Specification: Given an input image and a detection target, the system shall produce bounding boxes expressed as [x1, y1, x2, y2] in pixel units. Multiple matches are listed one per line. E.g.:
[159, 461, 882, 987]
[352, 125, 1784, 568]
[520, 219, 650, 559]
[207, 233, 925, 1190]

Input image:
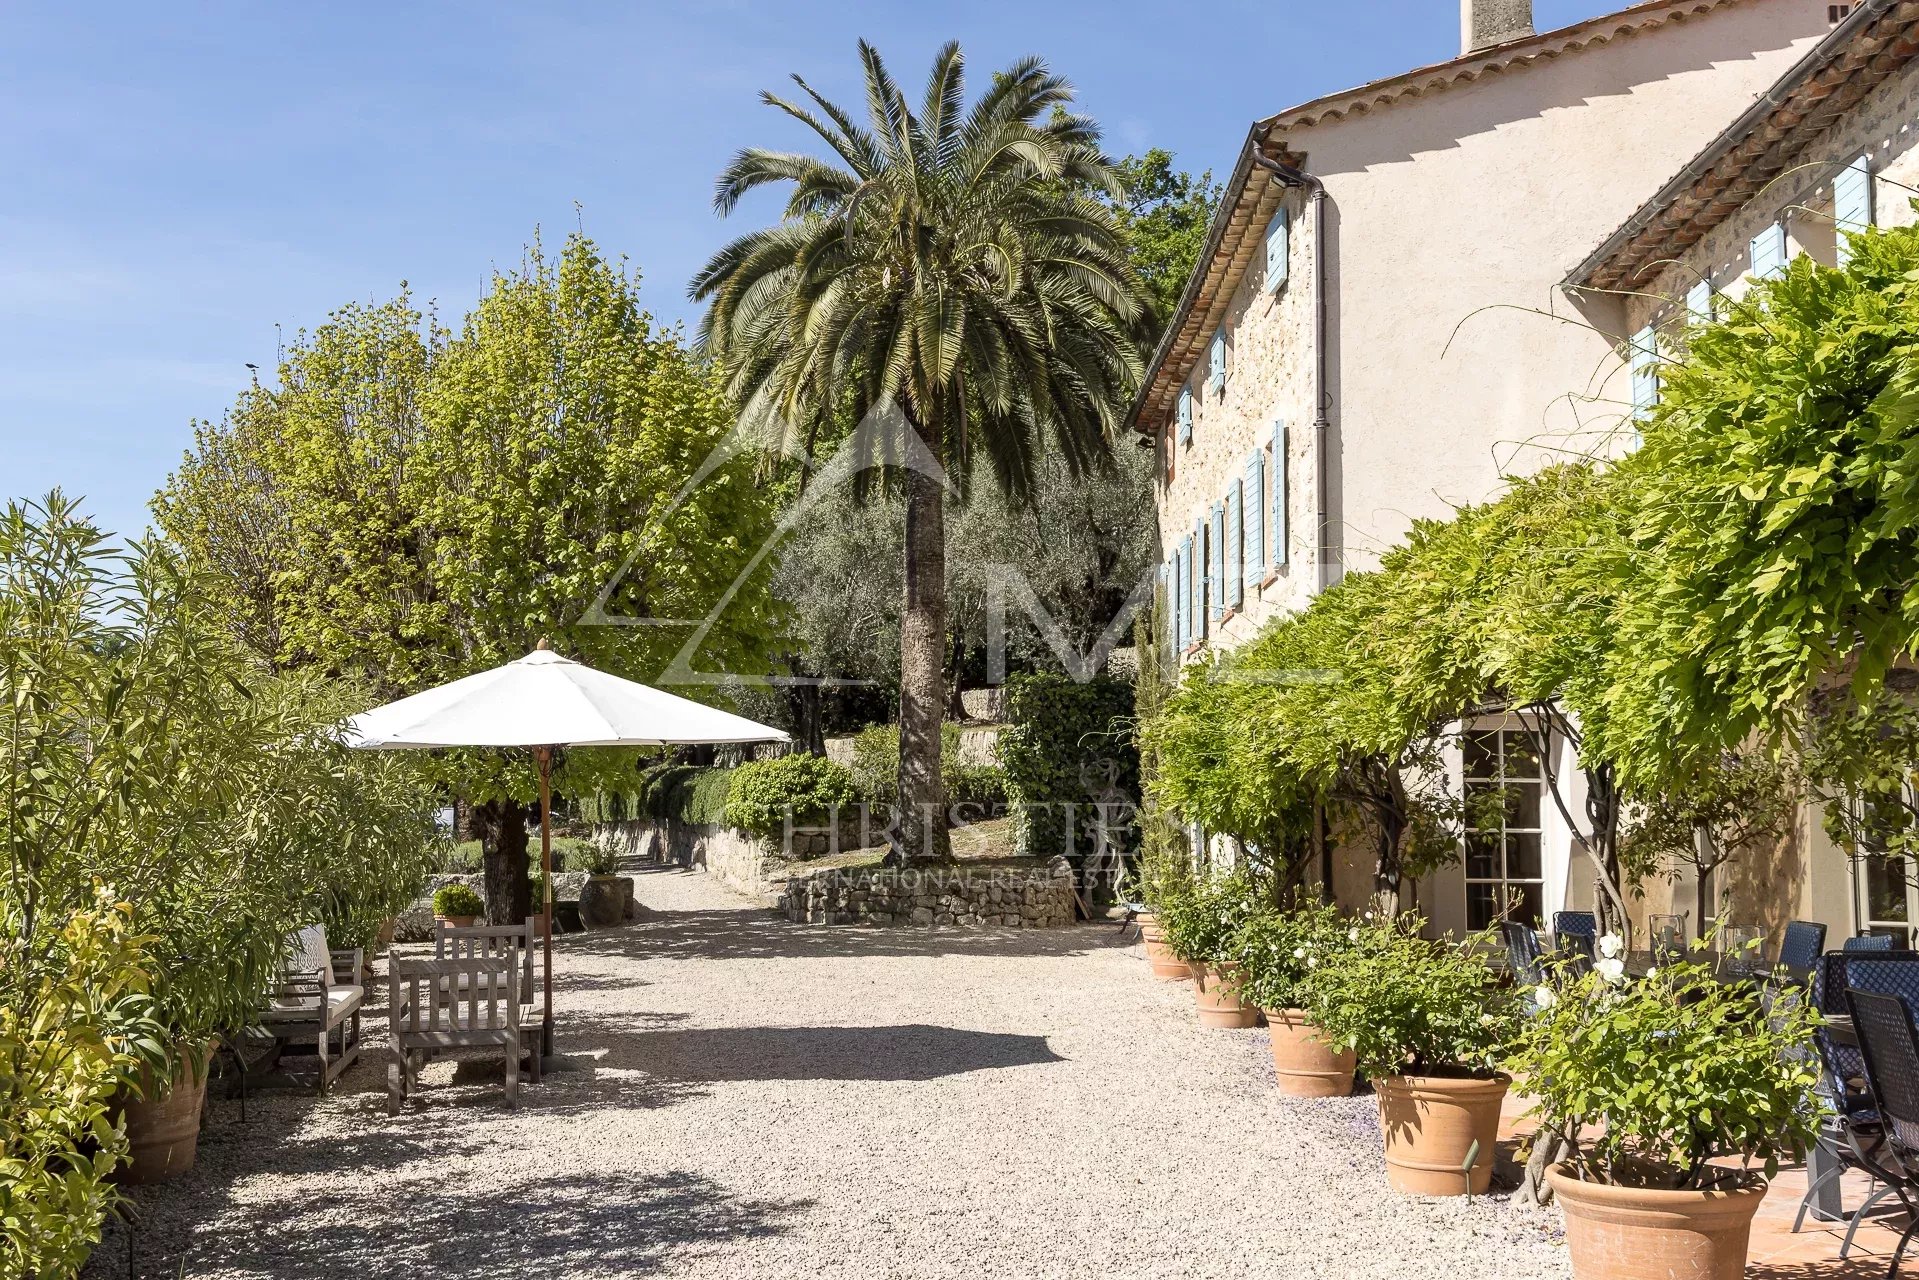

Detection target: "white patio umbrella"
[343, 641, 787, 1056]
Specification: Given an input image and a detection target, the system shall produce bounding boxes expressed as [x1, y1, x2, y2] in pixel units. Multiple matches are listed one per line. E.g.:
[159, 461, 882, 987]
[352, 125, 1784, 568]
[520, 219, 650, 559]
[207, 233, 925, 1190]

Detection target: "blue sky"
[1, 1, 1616, 542]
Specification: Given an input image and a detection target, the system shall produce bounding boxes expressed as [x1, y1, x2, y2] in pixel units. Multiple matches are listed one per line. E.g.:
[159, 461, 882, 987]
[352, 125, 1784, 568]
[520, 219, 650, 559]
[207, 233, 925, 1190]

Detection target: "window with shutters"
[1176, 387, 1193, 445]
[1225, 482, 1244, 611]
[1270, 421, 1289, 568]
[1629, 326, 1658, 421]
[1243, 451, 1265, 588]
[1178, 535, 1194, 651]
[1208, 330, 1227, 396]
[1190, 521, 1204, 644]
[1266, 210, 1290, 294]
[1835, 156, 1874, 267]
[1685, 280, 1713, 327]
[1750, 222, 1788, 280]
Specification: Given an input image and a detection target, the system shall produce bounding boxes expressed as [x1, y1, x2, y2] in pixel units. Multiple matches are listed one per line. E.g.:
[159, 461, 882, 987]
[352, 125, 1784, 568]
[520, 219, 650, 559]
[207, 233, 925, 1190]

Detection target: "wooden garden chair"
[386, 946, 522, 1114]
[260, 923, 364, 1092]
[433, 916, 542, 1083]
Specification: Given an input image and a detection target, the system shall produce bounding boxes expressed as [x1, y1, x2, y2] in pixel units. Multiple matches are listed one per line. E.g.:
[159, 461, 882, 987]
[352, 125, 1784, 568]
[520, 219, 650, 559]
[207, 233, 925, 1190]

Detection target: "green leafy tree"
[1106, 148, 1220, 339]
[693, 41, 1148, 861]
[155, 235, 782, 921]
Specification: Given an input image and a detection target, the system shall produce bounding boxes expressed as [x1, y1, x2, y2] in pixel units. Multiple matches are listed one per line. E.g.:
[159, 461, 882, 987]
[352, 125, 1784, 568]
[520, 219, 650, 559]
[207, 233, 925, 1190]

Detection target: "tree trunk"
[897, 448, 950, 863]
[476, 798, 533, 925]
[784, 668, 826, 756]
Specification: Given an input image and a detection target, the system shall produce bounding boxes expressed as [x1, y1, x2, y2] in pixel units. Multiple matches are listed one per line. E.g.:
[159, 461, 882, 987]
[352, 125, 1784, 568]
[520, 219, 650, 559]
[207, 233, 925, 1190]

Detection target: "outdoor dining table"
[1621, 950, 1814, 988]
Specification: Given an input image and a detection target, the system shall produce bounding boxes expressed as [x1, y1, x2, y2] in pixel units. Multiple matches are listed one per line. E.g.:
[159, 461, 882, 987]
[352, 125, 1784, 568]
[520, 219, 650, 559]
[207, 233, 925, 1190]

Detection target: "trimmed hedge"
[726, 754, 858, 842]
[996, 673, 1139, 860]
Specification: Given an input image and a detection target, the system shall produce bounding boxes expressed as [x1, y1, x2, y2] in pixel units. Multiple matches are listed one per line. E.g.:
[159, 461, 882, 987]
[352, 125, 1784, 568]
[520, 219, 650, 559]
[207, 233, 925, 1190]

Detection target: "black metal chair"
[1781, 920, 1829, 971]
[1844, 988, 1919, 1276]
[1551, 911, 1596, 962]
[1795, 953, 1897, 1249]
[1852, 935, 1899, 954]
[1501, 920, 1545, 986]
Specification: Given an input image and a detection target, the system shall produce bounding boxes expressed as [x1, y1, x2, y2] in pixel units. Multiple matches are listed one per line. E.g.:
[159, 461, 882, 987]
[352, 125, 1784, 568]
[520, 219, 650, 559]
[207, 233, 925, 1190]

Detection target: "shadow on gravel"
[110, 1168, 809, 1279]
[569, 1017, 1066, 1082]
[562, 875, 1129, 966]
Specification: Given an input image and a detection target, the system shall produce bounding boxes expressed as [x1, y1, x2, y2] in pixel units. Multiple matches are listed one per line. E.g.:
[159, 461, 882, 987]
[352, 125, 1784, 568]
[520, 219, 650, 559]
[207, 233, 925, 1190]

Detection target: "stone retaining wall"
[779, 856, 1077, 927]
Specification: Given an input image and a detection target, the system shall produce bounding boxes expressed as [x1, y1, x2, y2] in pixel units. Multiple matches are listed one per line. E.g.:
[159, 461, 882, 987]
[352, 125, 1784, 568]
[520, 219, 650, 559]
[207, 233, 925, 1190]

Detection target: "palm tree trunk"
[898, 454, 951, 863]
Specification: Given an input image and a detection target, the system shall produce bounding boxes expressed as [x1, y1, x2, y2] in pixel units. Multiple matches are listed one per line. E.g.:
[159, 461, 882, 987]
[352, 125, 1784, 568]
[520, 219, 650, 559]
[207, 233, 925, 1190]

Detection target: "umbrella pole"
[536, 745, 555, 1061]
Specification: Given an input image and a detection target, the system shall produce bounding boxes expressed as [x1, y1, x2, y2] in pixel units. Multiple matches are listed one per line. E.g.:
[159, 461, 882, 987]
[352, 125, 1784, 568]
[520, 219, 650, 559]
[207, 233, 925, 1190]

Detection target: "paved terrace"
[87, 866, 1890, 1279]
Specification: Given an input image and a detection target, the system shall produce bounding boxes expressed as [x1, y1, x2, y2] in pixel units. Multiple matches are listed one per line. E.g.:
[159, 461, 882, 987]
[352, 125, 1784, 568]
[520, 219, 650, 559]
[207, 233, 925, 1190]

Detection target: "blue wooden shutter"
[1835, 156, 1874, 266]
[1177, 387, 1193, 444]
[1266, 210, 1290, 293]
[1750, 223, 1787, 280]
[1629, 326, 1658, 420]
[1243, 451, 1265, 586]
[1208, 330, 1227, 395]
[1166, 533, 1182, 652]
[1685, 281, 1713, 326]
[1270, 420, 1288, 567]
[1189, 520, 1204, 641]
[1208, 503, 1226, 626]
[1225, 481, 1244, 609]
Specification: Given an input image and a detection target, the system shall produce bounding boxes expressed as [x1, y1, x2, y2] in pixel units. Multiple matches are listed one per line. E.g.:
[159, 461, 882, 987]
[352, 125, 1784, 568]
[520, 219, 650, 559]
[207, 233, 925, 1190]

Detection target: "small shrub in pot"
[1231, 900, 1361, 1096]
[1306, 913, 1517, 1194]
[1506, 935, 1821, 1280]
[1157, 871, 1263, 1027]
[433, 884, 484, 924]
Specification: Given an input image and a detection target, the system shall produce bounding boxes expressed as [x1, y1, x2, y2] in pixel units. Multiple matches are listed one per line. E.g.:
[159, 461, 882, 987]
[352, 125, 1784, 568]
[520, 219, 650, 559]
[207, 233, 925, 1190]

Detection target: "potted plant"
[1307, 913, 1517, 1194]
[1158, 871, 1262, 1028]
[1126, 846, 1199, 981]
[433, 883, 483, 928]
[1232, 900, 1359, 1096]
[573, 840, 629, 929]
[1508, 940, 1820, 1280]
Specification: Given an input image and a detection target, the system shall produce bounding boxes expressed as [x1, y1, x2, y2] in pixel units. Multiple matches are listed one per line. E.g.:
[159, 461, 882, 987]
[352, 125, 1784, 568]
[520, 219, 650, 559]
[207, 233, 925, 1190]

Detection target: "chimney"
[1461, 0, 1534, 54]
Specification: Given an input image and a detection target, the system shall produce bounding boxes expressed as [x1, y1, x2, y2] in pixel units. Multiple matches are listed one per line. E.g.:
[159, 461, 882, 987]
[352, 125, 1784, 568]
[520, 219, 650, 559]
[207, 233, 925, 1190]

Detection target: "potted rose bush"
[1126, 847, 1199, 982]
[1508, 943, 1820, 1280]
[1307, 913, 1517, 1194]
[1232, 900, 1360, 1096]
[1158, 871, 1263, 1028]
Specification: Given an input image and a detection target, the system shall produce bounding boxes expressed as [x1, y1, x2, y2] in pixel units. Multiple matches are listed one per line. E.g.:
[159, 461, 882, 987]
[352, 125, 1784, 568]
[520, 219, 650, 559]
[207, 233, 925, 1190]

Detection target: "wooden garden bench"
[386, 947, 523, 1114]
[260, 924, 363, 1092]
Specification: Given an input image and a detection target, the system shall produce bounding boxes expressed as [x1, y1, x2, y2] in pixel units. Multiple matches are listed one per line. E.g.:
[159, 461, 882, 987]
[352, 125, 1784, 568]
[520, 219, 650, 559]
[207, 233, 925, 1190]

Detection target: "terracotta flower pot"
[1264, 1009, 1357, 1097]
[1190, 961, 1260, 1029]
[118, 1042, 213, 1184]
[1374, 1071, 1510, 1195]
[437, 913, 477, 929]
[1139, 920, 1190, 981]
[1547, 1164, 1766, 1280]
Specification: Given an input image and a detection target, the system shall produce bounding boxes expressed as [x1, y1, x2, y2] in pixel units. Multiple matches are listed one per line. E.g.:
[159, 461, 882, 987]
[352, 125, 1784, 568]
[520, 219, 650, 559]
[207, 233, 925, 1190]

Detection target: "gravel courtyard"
[93, 864, 1571, 1280]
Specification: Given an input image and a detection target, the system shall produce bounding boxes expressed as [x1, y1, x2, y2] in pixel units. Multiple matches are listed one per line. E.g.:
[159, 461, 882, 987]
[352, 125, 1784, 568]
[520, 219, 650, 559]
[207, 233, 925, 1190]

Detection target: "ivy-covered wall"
[996, 673, 1139, 865]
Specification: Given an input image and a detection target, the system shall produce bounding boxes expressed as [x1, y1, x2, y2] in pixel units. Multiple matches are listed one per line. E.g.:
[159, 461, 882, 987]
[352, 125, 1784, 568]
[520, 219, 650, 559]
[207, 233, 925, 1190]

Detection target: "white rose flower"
[1645, 966, 1659, 980]
[1293, 947, 1307, 960]
[1348, 928, 1360, 943]
[1596, 956, 1626, 985]
[1534, 984, 1557, 1009]
[1363, 911, 1374, 921]
[1307, 956, 1318, 968]
[1598, 933, 1624, 960]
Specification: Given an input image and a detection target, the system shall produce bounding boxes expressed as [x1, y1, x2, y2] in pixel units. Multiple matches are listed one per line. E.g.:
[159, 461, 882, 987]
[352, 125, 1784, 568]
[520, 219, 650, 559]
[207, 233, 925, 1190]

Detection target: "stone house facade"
[1566, 0, 1919, 946]
[1135, 0, 1839, 937]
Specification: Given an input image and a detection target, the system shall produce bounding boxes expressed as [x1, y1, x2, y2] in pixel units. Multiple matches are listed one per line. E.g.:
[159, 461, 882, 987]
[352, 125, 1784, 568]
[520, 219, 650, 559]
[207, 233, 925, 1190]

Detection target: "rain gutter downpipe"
[1252, 152, 1333, 591]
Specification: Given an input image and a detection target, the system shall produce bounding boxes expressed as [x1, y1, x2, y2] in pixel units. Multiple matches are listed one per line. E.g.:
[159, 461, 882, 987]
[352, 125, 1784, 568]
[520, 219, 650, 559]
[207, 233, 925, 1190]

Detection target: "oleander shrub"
[726, 754, 858, 843]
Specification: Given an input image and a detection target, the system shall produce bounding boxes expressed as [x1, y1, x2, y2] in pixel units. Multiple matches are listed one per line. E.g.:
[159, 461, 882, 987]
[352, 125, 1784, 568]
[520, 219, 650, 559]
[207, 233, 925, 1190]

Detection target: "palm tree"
[692, 41, 1147, 862]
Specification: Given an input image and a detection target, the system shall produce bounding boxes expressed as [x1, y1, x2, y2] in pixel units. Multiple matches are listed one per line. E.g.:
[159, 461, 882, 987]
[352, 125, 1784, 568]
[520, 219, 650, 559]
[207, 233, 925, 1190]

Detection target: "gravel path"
[92, 865, 1571, 1279]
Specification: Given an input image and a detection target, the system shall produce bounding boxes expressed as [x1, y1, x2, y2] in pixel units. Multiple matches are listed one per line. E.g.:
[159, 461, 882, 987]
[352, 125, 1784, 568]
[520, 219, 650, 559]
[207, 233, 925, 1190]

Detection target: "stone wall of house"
[1153, 179, 1322, 661]
[779, 856, 1078, 927]
[1622, 53, 1919, 338]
